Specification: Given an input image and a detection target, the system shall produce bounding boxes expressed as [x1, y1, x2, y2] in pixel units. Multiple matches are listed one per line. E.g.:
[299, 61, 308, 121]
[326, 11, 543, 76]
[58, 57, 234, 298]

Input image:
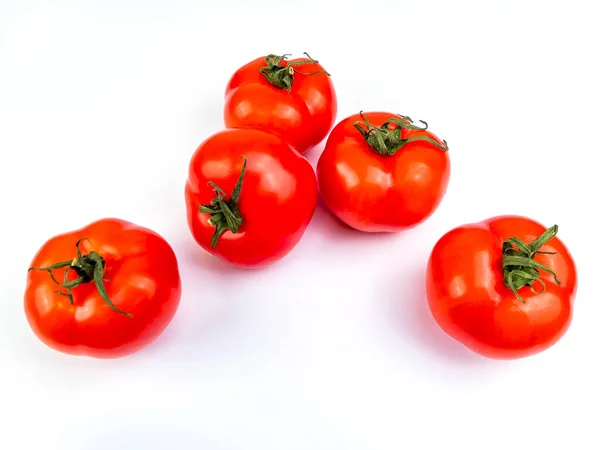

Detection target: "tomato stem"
[199, 155, 247, 248]
[259, 52, 330, 92]
[28, 239, 133, 317]
[353, 111, 449, 155]
[502, 225, 562, 302]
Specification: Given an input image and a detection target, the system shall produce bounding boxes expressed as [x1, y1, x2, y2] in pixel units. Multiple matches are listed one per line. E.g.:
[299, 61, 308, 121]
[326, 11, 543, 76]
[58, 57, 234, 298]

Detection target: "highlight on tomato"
[224, 52, 337, 154]
[426, 215, 577, 359]
[24, 218, 182, 359]
[185, 127, 318, 268]
[317, 111, 450, 233]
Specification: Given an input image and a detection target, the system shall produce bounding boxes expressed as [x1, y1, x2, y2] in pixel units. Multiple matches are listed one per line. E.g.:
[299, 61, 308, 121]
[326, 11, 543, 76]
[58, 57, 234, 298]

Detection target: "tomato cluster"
[23, 53, 577, 360]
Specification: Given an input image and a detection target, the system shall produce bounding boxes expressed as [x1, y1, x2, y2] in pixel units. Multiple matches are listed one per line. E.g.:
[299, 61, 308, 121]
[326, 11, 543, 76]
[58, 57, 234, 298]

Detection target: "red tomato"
[317, 111, 450, 232]
[185, 128, 318, 268]
[24, 218, 182, 359]
[426, 215, 577, 359]
[224, 53, 337, 154]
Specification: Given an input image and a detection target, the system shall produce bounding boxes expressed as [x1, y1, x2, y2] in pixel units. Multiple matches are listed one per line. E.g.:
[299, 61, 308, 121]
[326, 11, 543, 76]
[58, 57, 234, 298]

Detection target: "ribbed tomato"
[24, 218, 182, 358]
[185, 128, 318, 268]
[426, 215, 577, 359]
[317, 111, 450, 232]
[224, 53, 337, 154]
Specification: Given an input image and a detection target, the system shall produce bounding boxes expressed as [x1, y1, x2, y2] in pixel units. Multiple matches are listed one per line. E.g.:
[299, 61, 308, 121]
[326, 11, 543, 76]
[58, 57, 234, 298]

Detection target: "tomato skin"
[224, 55, 337, 154]
[24, 218, 182, 359]
[426, 215, 577, 359]
[317, 112, 450, 232]
[185, 128, 318, 268]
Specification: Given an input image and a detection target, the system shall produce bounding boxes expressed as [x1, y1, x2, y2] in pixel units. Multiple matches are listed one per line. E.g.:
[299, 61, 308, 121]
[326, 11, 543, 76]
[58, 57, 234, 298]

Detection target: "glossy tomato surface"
[185, 128, 318, 268]
[224, 54, 337, 154]
[426, 215, 577, 359]
[24, 218, 182, 358]
[317, 111, 450, 232]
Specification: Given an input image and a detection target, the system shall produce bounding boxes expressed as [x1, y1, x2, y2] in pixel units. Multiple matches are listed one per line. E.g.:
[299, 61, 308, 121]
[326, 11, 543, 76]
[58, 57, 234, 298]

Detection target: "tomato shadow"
[303, 141, 325, 167]
[306, 198, 403, 247]
[135, 238, 268, 360]
[179, 242, 253, 275]
[383, 264, 491, 367]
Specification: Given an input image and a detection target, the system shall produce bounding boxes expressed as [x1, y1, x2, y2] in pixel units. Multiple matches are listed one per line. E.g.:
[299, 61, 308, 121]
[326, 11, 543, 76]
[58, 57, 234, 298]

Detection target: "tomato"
[224, 53, 337, 154]
[426, 215, 577, 359]
[24, 218, 182, 359]
[317, 111, 450, 232]
[185, 127, 318, 268]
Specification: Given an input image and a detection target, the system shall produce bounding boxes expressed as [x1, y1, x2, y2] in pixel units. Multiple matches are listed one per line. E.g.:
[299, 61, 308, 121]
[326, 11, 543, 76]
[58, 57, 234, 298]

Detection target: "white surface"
[1, 1, 599, 448]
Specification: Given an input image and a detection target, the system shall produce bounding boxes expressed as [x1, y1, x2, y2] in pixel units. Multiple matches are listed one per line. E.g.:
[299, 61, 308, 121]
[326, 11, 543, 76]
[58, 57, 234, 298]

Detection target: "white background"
[1, 1, 599, 448]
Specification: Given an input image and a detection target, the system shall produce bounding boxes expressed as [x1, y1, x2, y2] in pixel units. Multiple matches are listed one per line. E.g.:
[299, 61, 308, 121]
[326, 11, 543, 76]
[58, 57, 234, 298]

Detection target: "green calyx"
[259, 52, 330, 92]
[502, 225, 562, 302]
[199, 156, 248, 248]
[28, 239, 132, 317]
[353, 111, 449, 156]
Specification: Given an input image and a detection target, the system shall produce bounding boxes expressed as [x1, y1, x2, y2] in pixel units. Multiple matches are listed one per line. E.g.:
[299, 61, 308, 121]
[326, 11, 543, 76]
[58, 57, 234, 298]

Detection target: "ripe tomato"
[24, 218, 182, 358]
[224, 53, 337, 154]
[426, 215, 577, 359]
[317, 111, 450, 232]
[185, 127, 318, 268]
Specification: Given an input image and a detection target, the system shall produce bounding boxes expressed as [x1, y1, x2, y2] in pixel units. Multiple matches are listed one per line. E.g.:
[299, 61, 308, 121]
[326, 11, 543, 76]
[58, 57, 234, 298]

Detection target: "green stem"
[501, 225, 561, 302]
[199, 156, 247, 248]
[259, 52, 330, 92]
[353, 111, 449, 155]
[28, 239, 132, 317]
